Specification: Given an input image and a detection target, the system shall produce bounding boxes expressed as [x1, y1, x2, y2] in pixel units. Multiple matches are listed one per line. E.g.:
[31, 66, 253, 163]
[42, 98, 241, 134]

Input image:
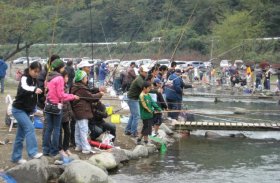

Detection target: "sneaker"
[131, 133, 139, 138]
[74, 147, 82, 152]
[82, 150, 91, 154]
[32, 153, 43, 159]
[59, 150, 68, 157]
[15, 159, 27, 164]
[125, 131, 131, 136]
[66, 150, 72, 156]
[137, 138, 142, 145]
[152, 132, 159, 137]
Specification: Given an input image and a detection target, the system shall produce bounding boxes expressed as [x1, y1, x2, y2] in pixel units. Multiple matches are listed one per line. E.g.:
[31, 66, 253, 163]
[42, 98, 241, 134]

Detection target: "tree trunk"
[4, 41, 33, 61]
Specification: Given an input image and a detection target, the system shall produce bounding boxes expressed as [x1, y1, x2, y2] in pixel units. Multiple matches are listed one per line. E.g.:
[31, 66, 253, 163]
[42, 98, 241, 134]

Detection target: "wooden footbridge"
[183, 92, 278, 100]
[171, 121, 280, 131]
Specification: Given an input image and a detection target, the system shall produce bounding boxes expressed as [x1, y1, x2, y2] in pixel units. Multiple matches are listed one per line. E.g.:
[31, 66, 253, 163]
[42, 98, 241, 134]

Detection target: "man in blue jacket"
[0, 56, 8, 94]
[164, 69, 192, 119]
[98, 63, 109, 86]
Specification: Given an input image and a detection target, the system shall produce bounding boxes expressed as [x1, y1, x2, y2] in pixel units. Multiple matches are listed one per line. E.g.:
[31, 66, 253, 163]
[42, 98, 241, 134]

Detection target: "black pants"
[70, 119, 76, 146]
[59, 122, 70, 151]
[141, 118, 153, 136]
[89, 121, 116, 142]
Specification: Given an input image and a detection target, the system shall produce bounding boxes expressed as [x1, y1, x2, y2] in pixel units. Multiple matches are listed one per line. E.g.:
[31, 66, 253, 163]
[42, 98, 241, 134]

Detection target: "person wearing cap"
[71, 70, 104, 154]
[125, 65, 149, 137]
[164, 69, 192, 120]
[43, 59, 79, 157]
[150, 78, 168, 136]
[77, 60, 93, 75]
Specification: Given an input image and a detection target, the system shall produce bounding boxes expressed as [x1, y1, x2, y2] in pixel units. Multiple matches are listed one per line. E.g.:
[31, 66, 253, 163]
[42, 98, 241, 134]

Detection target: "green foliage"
[0, 0, 279, 62]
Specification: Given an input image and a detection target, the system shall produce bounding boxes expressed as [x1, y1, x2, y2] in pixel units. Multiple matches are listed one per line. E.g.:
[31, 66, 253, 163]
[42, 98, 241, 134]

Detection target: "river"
[112, 96, 280, 182]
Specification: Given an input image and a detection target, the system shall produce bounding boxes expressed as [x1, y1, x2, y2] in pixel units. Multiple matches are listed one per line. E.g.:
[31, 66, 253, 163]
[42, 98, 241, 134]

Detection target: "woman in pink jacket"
[43, 59, 79, 156]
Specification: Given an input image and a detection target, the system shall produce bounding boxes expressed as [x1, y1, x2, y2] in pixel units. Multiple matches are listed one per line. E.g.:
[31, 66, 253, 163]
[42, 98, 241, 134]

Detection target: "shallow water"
[112, 137, 280, 183]
[112, 96, 280, 183]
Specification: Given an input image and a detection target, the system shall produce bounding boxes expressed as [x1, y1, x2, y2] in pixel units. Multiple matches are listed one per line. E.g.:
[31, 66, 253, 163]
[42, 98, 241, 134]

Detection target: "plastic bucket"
[111, 114, 120, 124]
[34, 116, 43, 129]
[106, 106, 113, 115]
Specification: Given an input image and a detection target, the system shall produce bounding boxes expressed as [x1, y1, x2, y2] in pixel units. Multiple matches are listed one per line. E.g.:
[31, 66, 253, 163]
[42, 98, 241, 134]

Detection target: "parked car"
[135, 59, 153, 67]
[13, 57, 31, 64]
[220, 60, 231, 67]
[154, 59, 170, 67]
[104, 59, 120, 68]
[23, 57, 42, 64]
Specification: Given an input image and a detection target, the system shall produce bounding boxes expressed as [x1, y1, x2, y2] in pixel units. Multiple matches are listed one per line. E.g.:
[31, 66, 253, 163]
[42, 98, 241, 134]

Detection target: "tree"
[0, 2, 49, 60]
[212, 11, 264, 57]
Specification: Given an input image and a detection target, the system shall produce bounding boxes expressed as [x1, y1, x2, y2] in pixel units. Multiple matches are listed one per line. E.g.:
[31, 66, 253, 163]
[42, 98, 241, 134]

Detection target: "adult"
[37, 54, 60, 109]
[11, 62, 43, 164]
[122, 62, 136, 92]
[88, 101, 116, 141]
[43, 59, 79, 156]
[157, 65, 168, 82]
[125, 66, 149, 137]
[166, 61, 177, 79]
[65, 60, 75, 89]
[112, 64, 122, 94]
[164, 69, 192, 120]
[146, 65, 159, 82]
[255, 69, 263, 89]
[98, 63, 109, 86]
[0, 56, 8, 94]
[77, 60, 94, 88]
[264, 66, 271, 90]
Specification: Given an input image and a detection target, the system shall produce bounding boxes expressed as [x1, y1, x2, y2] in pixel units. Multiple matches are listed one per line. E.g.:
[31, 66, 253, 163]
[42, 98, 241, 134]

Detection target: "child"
[150, 78, 168, 137]
[59, 70, 73, 156]
[137, 81, 162, 145]
[11, 61, 43, 164]
[71, 70, 104, 154]
[89, 101, 116, 142]
[43, 59, 79, 157]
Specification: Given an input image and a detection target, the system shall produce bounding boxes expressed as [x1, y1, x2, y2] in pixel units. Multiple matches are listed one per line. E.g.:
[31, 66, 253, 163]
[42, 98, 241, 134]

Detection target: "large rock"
[160, 123, 174, 135]
[132, 145, 148, 159]
[58, 160, 109, 183]
[145, 145, 158, 154]
[89, 152, 118, 170]
[7, 157, 49, 183]
[233, 108, 247, 115]
[205, 131, 222, 139]
[123, 149, 134, 160]
[46, 165, 64, 180]
[111, 148, 129, 164]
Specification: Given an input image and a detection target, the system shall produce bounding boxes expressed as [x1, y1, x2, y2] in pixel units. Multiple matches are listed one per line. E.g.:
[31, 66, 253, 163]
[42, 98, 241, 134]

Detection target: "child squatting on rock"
[137, 81, 162, 145]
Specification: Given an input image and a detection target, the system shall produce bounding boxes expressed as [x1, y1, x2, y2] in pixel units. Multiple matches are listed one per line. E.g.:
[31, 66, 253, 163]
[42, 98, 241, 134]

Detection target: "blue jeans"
[11, 107, 38, 162]
[264, 79, 270, 90]
[166, 99, 182, 120]
[0, 76, 4, 93]
[43, 113, 62, 156]
[99, 79, 105, 86]
[256, 77, 261, 88]
[113, 78, 121, 94]
[75, 119, 91, 151]
[125, 98, 140, 135]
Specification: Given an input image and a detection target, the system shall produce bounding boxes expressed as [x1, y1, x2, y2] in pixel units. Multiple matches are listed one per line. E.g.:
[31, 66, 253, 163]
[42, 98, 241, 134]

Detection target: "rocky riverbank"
[0, 120, 180, 183]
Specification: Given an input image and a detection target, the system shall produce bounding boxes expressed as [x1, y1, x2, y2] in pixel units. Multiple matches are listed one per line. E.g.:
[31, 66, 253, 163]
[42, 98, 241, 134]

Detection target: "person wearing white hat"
[125, 65, 149, 137]
[77, 60, 93, 75]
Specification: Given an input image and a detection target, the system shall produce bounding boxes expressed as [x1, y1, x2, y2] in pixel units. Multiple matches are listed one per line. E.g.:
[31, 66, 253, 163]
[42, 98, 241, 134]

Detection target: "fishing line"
[170, 1, 199, 61]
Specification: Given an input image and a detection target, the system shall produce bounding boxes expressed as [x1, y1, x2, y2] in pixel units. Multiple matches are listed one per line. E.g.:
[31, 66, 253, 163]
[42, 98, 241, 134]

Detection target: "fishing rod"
[104, 21, 144, 86]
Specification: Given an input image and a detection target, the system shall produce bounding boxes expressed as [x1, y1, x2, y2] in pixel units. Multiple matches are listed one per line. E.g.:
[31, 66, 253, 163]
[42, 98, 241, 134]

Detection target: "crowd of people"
[6, 55, 280, 165]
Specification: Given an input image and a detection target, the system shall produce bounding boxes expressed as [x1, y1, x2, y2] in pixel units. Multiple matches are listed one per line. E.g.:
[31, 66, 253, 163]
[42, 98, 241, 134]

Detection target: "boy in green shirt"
[137, 81, 162, 145]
